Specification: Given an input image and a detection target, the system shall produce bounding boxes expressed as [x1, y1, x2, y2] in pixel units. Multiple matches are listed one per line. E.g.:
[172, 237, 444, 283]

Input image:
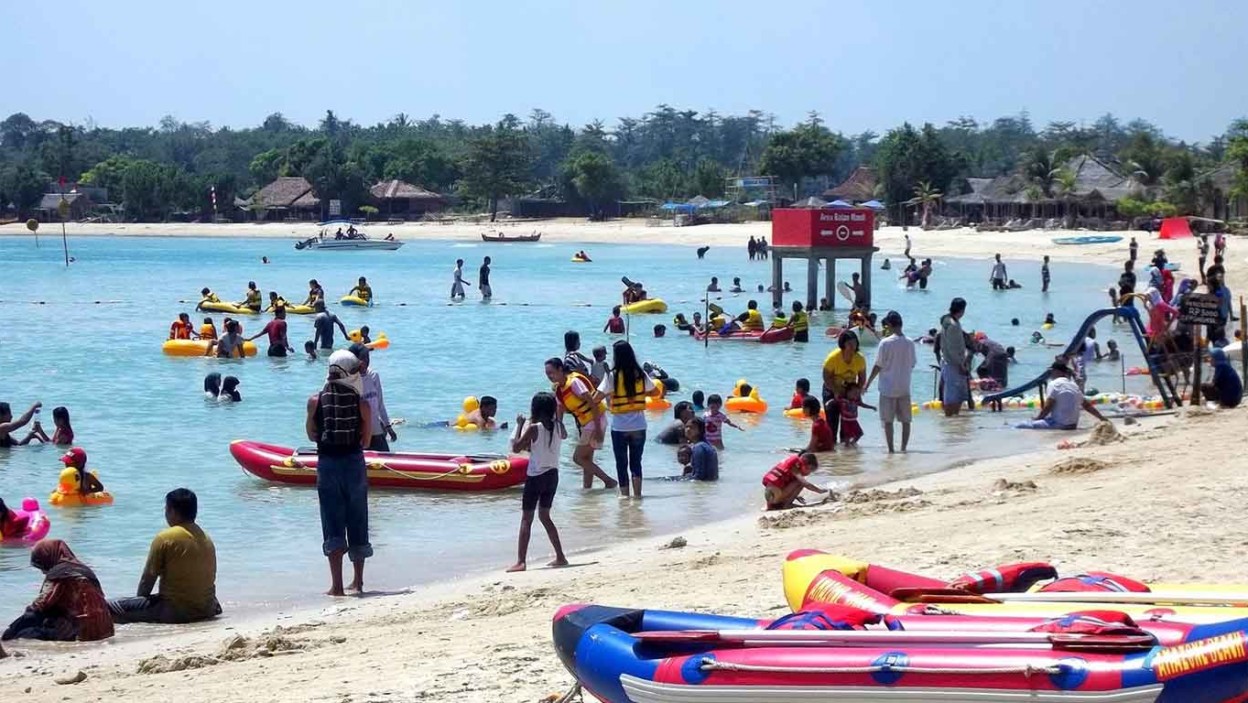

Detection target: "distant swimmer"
[881, 258, 891, 270]
[707, 276, 720, 292]
[696, 246, 710, 259]
[349, 277, 373, 303]
[730, 277, 743, 293]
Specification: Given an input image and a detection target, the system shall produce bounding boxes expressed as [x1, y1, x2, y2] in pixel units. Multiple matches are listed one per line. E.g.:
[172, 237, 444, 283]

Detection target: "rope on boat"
[700, 659, 1063, 678]
[551, 681, 582, 703]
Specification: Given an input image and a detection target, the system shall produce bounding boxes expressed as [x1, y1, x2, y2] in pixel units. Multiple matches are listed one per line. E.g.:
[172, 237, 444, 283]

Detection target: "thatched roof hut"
[823, 166, 877, 202]
[368, 179, 445, 219]
[248, 177, 320, 220]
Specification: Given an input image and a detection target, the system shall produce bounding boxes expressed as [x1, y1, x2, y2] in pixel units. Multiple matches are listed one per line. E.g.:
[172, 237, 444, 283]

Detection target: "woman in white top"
[597, 341, 657, 498]
[506, 392, 568, 573]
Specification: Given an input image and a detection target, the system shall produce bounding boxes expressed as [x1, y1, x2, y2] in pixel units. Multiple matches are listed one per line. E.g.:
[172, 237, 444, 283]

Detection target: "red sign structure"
[772, 208, 874, 249]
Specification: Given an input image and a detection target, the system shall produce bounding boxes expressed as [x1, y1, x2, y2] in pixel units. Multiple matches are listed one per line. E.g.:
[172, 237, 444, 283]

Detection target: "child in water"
[763, 452, 825, 510]
[590, 346, 609, 386]
[1043, 313, 1056, 327]
[20, 406, 74, 446]
[789, 378, 811, 409]
[691, 390, 705, 414]
[604, 306, 626, 334]
[220, 376, 242, 402]
[304, 340, 318, 361]
[703, 394, 743, 449]
[507, 392, 568, 573]
[200, 317, 218, 341]
[1103, 339, 1120, 362]
[60, 447, 104, 495]
[838, 382, 874, 446]
[801, 396, 834, 453]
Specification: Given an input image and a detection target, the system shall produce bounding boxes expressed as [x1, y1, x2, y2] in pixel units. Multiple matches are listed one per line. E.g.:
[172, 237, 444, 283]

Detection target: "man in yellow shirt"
[108, 488, 221, 624]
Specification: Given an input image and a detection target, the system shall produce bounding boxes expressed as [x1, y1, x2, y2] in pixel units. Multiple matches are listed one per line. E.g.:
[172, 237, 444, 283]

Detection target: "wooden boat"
[229, 440, 527, 491]
[481, 232, 541, 242]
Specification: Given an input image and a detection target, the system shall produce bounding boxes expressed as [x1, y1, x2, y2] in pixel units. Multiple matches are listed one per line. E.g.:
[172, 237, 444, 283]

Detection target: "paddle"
[633, 629, 1156, 651]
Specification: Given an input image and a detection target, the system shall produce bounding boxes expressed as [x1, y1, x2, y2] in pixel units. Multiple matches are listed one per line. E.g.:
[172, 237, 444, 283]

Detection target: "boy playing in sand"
[763, 452, 825, 510]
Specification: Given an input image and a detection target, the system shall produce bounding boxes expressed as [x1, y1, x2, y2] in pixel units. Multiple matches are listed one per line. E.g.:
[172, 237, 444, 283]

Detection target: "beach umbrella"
[860, 199, 885, 210]
[826, 199, 852, 208]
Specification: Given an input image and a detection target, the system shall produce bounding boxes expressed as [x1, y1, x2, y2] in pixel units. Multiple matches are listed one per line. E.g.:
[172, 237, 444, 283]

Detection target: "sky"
[1, 0, 1244, 143]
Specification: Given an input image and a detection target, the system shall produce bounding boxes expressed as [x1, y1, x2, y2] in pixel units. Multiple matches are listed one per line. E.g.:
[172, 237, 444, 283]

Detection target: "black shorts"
[521, 469, 559, 511]
[794, 329, 809, 343]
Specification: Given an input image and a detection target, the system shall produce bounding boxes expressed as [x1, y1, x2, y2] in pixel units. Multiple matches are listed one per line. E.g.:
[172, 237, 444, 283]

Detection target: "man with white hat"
[305, 350, 373, 596]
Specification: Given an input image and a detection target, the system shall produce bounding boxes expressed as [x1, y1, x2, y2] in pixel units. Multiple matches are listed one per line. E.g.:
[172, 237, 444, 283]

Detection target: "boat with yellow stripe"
[228, 440, 526, 491]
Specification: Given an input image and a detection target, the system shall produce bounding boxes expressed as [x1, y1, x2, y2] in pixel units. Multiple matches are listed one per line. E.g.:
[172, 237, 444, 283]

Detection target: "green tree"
[634, 159, 688, 201]
[562, 150, 625, 218]
[80, 155, 135, 191]
[1227, 119, 1248, 202]
[1163, 150, 1199, 215]
[691, 158, 726, 198]
[1055, 168, 1078, 226]
[2, 161, 48, 216]
[459, 120, 532, 221]
[907, 181, 943, 229]
[1023, 147, 1059, 197]
[758, 122, 844, 197]
[875, 123, 958, 223]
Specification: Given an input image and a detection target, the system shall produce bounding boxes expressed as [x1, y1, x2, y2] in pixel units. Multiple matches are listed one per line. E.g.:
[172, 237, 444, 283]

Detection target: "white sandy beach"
[1, 219, 1243, 702]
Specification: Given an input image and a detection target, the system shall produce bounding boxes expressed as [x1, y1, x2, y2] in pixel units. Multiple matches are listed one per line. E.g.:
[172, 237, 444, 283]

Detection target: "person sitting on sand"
[3, 539, 113, 642]
[506, 392, 569, 573]
[1203, 348, 1243, 409]
[679, 418, 718, 481]
[1015, 362, 1108, 430]
[763, 452, 825, 510]
[109, 488, 221, 624]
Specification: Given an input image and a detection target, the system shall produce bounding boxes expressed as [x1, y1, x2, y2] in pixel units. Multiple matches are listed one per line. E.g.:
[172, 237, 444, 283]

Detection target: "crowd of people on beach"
[1, 228, 1243, 648]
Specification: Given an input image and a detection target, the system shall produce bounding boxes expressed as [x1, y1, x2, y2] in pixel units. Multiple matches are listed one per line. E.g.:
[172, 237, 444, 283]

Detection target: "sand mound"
[1050, 457, 1111, 475]
[1083, 421, 1124, 446]
[137, 635, 309, 674]
[837, 487, 923, 503]
[758, 508, 830, 530]
[992, 478, 1038, 493]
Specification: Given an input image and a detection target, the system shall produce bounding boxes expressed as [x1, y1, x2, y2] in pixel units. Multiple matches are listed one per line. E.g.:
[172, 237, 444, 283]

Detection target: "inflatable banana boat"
[340, 295, 373, 307]
[162, 339, 258, 357]
[784, 550, 1248, 623]
[198, 301, 259, 315]
[621, 298, 667, 315]
[229, 440, 527, 491]
[692, 326, 794, 343]
[553, 603, 1248, 703]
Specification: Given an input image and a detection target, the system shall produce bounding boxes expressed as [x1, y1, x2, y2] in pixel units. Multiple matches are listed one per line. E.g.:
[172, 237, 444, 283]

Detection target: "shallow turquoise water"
[0, 235, 1139, 618]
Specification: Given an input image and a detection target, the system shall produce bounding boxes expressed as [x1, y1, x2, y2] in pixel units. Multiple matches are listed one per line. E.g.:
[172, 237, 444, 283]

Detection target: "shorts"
[577, 414, 606, 449]
[878, 395, 911, 424]
[941, 363, 969, 406]
[267, 345, 287, 357]
[480, 284, 493, 298]
[521, 469, 559, 511]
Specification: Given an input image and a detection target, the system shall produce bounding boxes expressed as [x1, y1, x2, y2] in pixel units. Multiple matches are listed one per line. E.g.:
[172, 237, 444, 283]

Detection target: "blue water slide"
[982, 306, 1156, 403]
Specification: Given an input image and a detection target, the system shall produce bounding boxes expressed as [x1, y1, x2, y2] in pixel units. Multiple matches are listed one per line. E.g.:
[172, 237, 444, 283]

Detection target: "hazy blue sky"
[2, 0, 1243, 141]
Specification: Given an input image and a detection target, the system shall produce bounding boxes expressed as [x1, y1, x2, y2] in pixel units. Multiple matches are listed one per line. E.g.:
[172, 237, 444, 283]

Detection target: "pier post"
[771, 255, 784, 310]
[827, 258, 836, 309]
[860, 255, 873, 310]
[806, 256, 819, 311]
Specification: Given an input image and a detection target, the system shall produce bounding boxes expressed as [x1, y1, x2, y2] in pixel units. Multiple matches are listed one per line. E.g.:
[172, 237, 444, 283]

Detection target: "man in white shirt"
[865, 311, 917, 453]
[989, 253, 1008, 290]
[1016, 362, 1108, 430]
[349, 344, 397, 451]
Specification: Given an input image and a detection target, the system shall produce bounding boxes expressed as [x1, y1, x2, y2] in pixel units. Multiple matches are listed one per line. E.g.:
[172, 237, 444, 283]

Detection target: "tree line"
[0, 107, 1245, 222]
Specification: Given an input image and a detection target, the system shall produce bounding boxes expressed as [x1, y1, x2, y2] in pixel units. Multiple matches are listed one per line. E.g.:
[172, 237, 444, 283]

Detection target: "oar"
[633, 629, 1155, 651]
[983, 591, 1248, 606]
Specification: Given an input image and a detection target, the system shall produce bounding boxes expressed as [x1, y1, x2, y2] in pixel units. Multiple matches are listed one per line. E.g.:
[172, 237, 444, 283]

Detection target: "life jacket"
[245, 289, 261, 307]
[609, 372, 647, 414]
[770, 317, 788, 329]
[556, 372, 603, 425]
[315, 383, 362, 451]
[742, 309, 763, 331]
[1028, 610, 1147, 637]
[203, 293, 220, 303]
[792, 310, 809, 332]
[357, 286, 372, 301]
[1038, 572, 1150, 594]
[169, 320, 193, 340]
[948, 562, 1059, 594]
[200, 324, 217, 340]
[763, 455, 803, 488]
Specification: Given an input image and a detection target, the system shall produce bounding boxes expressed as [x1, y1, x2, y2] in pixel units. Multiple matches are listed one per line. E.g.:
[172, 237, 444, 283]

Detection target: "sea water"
[0, 235, 1141, 619]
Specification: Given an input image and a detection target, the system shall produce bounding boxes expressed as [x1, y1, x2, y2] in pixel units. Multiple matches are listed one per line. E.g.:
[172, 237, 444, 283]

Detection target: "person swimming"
[881, 258, 891, 270]
[730, 277, 743, 293]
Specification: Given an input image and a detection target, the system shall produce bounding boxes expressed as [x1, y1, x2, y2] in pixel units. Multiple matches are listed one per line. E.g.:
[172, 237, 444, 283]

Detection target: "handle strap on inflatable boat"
[636, 629, 1155, 651]
[891, 588, 1002, 604]
[983, 591, 1248, 606]
[700, 659, 1065, 677]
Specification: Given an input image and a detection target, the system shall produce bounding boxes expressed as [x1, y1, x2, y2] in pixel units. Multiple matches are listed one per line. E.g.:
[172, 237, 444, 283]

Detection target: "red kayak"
[229, 440, 528, 491]
[692, 326, 794, 343]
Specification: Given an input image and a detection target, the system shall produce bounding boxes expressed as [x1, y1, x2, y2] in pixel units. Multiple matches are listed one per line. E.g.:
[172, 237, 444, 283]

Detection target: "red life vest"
[1038, 571, 1149, 594]
[169, 320, 193, 340]
[763, 455, 804, 489]
[948, 562, 1058, 594]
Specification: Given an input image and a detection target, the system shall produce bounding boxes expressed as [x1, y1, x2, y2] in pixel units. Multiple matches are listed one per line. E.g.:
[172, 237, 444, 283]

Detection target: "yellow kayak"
[198, 301, 259, 315]
[784, 550, 1248, 622]
[341, 295, 373, 307]
[621, 298, 667, 315]
[162, 339, 258, 357]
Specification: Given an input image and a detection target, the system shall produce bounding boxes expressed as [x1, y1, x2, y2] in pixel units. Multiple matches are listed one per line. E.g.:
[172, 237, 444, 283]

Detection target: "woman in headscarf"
[2, 539, 113, 642]
[1202, 348, 1243, 409]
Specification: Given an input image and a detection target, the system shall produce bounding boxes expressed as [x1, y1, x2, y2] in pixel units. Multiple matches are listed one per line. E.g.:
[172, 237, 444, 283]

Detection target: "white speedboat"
[296, 220, 403, 251]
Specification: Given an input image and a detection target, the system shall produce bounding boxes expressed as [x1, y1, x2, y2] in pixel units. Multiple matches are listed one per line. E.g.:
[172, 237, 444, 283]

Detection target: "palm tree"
[906, 181, 942, 229]
[1054, 168, 1077, 227]
[1024, 148, 1059, 197]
